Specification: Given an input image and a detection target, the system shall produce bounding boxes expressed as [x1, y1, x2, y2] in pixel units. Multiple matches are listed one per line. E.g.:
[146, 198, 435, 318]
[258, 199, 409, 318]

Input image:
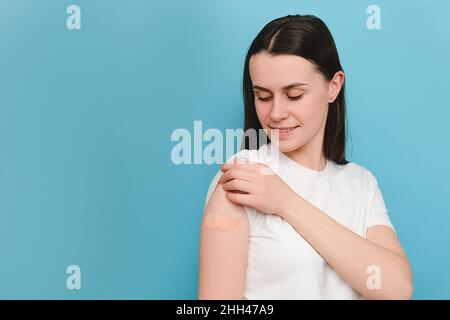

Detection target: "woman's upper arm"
[198, 183, 250, 300]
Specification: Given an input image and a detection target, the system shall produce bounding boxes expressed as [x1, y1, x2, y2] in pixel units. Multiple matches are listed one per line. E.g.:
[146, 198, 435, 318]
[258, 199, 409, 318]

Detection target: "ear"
[328, 71, 345, 103]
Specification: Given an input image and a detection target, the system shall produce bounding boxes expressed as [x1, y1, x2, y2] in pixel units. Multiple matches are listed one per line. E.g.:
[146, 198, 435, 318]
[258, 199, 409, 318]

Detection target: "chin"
[269, 136, 304, 153]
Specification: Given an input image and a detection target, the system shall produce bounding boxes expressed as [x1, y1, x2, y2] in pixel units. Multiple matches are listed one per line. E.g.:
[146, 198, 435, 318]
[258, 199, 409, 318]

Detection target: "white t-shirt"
[204, 142, 395, 300]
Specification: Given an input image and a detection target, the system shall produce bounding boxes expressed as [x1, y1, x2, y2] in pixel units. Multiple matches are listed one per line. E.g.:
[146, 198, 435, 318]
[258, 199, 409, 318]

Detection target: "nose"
[269, 95, 289, 122]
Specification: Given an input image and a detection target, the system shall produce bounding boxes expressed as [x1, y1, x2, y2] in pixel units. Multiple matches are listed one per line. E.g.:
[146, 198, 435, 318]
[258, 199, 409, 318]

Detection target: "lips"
[269, 125, 299, 133]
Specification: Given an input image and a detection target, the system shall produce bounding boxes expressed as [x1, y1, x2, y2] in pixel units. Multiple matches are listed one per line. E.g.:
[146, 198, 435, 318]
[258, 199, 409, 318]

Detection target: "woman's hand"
[219, 161, 298, 217]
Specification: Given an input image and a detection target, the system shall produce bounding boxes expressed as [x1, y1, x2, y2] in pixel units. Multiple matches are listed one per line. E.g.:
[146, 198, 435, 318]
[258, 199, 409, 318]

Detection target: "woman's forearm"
[280, 194, 413, 299]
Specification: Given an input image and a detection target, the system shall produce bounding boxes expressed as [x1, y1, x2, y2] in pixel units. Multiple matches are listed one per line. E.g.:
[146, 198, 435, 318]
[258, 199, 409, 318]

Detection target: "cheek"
[255, 103, 271, 123]
[293, 94, 328, 126]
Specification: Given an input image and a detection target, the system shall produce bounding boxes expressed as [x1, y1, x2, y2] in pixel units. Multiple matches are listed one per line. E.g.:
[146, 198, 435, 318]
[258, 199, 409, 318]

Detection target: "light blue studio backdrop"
[0, 0, 449, 299]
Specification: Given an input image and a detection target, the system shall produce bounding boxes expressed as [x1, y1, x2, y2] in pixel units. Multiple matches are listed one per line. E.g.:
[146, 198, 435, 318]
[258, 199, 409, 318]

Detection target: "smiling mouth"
[269, 125, 300, 133]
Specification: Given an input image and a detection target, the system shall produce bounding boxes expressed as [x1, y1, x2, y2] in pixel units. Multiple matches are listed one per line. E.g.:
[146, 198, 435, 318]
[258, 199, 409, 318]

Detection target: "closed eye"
[288, 95, 303, 101]
[257, 95, 304, 102]
[257, 96, 272, 102]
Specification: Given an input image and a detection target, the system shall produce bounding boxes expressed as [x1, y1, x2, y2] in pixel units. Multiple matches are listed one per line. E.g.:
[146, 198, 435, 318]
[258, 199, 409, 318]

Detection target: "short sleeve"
[365, 170, 396, 236]
[203, 150, 261, 235]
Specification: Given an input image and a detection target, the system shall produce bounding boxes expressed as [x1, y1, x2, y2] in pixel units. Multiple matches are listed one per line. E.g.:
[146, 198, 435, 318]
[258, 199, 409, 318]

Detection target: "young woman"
[198, 14, 413, 300]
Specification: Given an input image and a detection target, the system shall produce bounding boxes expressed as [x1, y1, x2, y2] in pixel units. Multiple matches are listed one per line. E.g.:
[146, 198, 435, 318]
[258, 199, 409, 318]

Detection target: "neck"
[283, 126, 326, 171]
[285, 146, 326, 171]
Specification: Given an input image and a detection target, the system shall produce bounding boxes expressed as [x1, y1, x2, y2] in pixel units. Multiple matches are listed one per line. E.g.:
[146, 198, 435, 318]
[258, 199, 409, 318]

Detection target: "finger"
[224, 191, 254, 207]
[219, 168, 254, 184]
[222, 179, 254, 194]
[221, 162, 261, 172]
[221, 158, 254, 169]
[221, 162, 273, 177]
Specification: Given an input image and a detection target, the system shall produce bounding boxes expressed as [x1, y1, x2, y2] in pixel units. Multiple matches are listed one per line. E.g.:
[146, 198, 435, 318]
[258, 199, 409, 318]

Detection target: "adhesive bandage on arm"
[202, 213, 242, 233]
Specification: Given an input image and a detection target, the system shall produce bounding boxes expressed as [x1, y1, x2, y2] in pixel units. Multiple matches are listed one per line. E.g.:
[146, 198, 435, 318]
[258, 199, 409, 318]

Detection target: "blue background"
[0, 0, 449, 299]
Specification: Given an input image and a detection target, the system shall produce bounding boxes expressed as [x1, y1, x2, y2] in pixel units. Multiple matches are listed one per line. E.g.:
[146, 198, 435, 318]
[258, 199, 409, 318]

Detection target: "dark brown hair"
[242, 14, 349, 165]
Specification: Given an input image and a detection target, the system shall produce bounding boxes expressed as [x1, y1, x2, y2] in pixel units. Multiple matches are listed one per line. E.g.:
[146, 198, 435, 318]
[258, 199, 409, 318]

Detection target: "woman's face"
[249, 51, 343, 155]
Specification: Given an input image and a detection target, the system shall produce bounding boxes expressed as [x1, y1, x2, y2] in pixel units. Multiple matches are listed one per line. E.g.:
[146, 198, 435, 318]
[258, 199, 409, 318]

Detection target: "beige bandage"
[203, 214, 241, 233]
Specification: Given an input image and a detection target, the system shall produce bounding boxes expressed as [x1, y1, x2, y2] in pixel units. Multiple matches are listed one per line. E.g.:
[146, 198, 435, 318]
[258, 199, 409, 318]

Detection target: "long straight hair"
[242, 14, 349, 165]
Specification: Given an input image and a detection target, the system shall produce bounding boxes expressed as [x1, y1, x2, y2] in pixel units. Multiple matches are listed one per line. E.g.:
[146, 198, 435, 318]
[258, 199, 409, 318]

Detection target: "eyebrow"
[252, 82, 309, 92]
